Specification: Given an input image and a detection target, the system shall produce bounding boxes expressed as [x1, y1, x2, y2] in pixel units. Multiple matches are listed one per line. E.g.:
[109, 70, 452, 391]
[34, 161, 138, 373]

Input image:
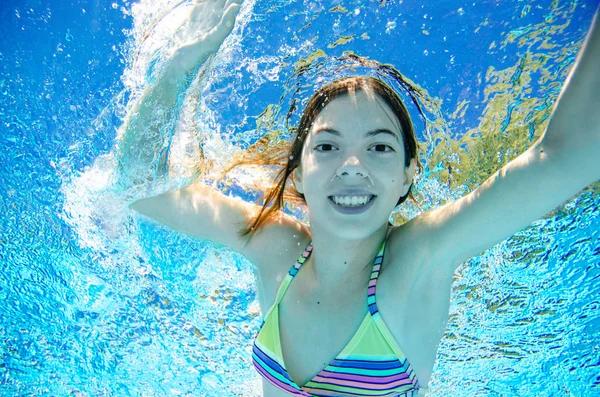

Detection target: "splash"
[56, 0, 600, 395]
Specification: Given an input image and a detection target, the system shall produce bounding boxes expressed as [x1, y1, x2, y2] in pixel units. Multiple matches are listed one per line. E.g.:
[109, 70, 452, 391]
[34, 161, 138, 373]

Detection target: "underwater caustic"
[2, 0, 600, 396]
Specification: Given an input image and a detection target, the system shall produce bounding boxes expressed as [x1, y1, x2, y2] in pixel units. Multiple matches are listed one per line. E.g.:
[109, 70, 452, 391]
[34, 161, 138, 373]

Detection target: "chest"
[277, 278, 368, 387]
[255, 241, 455, 391]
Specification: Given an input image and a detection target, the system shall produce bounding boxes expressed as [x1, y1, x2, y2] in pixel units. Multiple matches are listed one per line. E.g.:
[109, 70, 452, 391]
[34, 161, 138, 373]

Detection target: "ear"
[292, 167, 304, 194]
[400, 158, 417, 196]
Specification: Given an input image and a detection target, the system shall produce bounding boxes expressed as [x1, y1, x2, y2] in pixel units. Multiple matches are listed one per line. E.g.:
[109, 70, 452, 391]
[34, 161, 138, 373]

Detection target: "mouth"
[327, 194, 377, 215]
[328, 194, 376, 207]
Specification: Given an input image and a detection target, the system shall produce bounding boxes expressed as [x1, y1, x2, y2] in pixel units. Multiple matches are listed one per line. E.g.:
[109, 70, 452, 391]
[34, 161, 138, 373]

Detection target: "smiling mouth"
[328, 195, 376, 207]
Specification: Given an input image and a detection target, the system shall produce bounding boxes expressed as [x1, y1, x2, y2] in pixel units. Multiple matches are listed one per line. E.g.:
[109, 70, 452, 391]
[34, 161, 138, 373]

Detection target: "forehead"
[309, 90, 400, 133]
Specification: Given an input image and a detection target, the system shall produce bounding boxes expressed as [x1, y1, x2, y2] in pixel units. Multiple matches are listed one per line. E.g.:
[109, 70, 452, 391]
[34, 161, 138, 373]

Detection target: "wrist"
[165, 44, 208, 81]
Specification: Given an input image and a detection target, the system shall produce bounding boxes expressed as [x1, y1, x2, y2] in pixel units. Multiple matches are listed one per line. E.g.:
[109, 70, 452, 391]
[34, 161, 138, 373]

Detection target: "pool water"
[1, 0, 599, 396]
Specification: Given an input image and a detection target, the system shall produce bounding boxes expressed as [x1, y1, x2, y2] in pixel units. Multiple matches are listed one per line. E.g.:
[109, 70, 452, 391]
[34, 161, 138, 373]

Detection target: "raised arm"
[116, 0, 242, 191]
[414, 11, 600, 268]
[125, 1, 309, 265]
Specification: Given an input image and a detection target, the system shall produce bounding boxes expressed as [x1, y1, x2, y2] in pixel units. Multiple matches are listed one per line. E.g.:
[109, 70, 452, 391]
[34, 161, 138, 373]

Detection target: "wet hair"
[238, 76, 420, 240]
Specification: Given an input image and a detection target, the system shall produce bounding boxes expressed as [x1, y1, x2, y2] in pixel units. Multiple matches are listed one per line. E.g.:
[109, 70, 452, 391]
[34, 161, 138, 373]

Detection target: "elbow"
[129, 199, 148, 217]
[129, 197, 158, 218]
[129, 200, 141, 212]
[539, 125, 598, 176]
[129, 190, 183, 221]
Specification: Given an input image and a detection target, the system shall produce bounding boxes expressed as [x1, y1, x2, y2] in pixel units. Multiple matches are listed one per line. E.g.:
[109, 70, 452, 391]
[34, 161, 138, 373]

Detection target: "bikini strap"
[272, 241, 313, 306]
[367, 238, 387, 316]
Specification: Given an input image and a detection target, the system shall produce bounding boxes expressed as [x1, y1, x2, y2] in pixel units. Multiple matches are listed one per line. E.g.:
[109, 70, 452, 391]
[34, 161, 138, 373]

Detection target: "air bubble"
[385, 20, 397, 34]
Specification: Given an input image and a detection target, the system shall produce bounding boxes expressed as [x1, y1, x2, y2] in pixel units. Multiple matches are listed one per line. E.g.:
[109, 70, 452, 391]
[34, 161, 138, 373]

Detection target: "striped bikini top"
[252, 239, 421, 396]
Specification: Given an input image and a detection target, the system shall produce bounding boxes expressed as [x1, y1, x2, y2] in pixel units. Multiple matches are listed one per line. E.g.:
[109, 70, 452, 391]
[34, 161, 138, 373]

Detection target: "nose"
[334, 156, 373, 185]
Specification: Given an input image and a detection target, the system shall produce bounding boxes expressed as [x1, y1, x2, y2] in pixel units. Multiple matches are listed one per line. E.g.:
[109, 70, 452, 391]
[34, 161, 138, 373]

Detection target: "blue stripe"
[329, 358, 408, 370]
[316, 369, 410, 384]
[252, 344, 293, 382]
[369, 302, 378, 315]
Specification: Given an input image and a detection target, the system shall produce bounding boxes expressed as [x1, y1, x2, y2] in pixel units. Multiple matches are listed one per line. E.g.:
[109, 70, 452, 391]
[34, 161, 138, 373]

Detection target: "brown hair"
[234, 76, 420, 240]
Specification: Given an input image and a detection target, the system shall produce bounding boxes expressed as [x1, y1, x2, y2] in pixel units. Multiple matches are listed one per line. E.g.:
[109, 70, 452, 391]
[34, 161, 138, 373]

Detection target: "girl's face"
[294, 90, 416, 240]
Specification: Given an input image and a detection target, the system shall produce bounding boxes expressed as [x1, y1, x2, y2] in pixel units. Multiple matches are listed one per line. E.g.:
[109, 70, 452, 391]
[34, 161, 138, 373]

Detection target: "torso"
[252, 221, 456, 397]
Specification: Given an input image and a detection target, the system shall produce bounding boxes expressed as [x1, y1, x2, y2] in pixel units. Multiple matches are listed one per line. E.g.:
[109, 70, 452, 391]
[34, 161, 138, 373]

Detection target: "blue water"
[1, 0, 599, 396]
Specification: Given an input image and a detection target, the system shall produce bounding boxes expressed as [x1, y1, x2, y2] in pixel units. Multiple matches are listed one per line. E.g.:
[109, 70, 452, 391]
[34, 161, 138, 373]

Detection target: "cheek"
[378, 162, 402, 181]
[381, 165, 408, 193]
[301, 151, 332, 178]
[300, 145, 317, 170]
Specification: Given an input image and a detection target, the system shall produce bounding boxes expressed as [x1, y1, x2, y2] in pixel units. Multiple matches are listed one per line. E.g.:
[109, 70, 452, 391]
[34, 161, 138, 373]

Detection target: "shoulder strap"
[272, 241, 313, 306]
[367, 238, 387, 316]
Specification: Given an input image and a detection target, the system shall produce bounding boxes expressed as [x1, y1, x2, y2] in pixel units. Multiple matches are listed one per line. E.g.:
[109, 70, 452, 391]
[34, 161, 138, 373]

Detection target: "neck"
[306, 223, 390, 287]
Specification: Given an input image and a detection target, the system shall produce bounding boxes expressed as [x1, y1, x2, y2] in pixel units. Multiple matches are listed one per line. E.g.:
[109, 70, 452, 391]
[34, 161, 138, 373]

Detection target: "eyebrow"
[314, 127, 401, 143]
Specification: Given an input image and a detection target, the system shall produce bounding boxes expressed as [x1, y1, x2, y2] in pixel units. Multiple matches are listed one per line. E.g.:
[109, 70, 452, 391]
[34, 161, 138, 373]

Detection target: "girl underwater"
[119, 1, 600, 396]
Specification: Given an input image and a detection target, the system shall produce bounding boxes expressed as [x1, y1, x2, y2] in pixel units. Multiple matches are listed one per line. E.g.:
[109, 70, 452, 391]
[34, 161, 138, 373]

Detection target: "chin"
[316, 216, 389, 241]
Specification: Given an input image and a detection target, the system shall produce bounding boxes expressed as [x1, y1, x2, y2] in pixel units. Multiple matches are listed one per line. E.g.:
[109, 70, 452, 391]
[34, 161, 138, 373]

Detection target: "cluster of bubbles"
[55, 0, 599, 395]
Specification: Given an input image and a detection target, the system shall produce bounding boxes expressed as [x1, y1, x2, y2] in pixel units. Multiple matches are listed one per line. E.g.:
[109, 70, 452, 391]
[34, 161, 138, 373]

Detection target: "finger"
[209, 2, 241, 43]
[225, 0, 243, 7]
[221, 2, 242, 26]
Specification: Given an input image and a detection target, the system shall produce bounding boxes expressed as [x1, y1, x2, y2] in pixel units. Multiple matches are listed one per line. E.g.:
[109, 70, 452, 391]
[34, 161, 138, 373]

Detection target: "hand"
[190, 0, 242, 47]
[171, 0, 242, 72]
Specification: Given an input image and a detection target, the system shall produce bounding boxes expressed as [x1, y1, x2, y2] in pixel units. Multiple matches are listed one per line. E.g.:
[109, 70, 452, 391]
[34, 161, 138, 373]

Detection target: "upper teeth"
[331, 195, 373, 206]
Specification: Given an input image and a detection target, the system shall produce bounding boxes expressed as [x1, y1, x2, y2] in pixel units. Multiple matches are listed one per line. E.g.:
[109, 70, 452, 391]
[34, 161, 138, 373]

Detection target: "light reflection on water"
[1, 0, 599, 396]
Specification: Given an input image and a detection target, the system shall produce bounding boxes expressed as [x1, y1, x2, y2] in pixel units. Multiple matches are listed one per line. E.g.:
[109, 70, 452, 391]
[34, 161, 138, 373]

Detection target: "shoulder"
[383, 219, 454, 291]
[246, 211, 311, 276]
[248, 212, 311, 312]
[377, 223, 455, 386]
[383, 224, 426, 291]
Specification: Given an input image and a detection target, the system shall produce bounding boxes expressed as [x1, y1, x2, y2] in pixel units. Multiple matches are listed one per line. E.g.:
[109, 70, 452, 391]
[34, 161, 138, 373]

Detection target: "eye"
[313, 143, 338, 152]
[369, 144, 395, 153]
